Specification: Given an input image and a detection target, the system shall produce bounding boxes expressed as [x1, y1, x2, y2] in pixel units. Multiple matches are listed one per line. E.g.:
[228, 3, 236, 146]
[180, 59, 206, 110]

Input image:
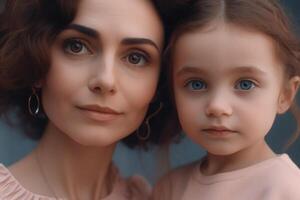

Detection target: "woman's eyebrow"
[64, 24, 160, 52]
[121, 38, 160, 52]
[65, 24, 99, 38]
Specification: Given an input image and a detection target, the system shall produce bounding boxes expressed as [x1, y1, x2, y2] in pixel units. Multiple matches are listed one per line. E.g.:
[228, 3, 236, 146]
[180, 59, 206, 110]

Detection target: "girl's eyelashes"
[182, 78, 258, 92]
[63, 38, 92, 56]
[123, 50, 150, 67]
[184, 79, 207, 91]
[235, 79, 257, 90]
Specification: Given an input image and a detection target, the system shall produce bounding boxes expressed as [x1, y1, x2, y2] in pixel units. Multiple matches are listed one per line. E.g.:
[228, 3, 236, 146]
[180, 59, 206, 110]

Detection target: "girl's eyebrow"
[176, 65, 267, 77]
[230, 66, 267, 76]
[176, 66, 207, 77]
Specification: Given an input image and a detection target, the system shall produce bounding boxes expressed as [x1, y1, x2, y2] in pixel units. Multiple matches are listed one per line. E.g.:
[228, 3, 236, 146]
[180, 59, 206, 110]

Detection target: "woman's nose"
[88, 57, 117, 95]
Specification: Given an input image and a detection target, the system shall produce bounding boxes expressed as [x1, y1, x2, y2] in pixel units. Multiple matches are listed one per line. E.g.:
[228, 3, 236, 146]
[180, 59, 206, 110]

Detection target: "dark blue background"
[0, 0, 299, 183]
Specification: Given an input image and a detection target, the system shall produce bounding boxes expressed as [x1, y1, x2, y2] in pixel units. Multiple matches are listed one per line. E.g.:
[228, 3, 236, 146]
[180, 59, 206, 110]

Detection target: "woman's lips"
[77, 105, 123, 122]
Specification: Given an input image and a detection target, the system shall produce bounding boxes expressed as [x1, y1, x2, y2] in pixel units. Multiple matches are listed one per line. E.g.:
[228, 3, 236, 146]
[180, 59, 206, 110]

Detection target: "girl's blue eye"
[186, 80, 207, 91]
[126, 52, 148, 66]
[236, 80, 256, 90]
[64, 39, 91, 55]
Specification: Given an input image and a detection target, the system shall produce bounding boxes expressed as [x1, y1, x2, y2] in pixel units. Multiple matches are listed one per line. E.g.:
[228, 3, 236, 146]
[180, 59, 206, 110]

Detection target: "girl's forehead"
[172, 23, 284, 79]
[174, 23, 276, 62]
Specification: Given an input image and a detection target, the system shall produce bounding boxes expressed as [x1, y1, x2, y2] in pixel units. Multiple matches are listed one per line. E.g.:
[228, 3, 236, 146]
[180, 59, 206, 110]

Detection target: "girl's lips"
[202, 128, 236, 137]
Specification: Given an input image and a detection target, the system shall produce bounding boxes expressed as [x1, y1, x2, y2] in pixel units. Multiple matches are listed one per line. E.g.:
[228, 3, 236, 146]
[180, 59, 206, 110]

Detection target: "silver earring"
[28, 88, 40, 116]
[136, 102, 163, 140]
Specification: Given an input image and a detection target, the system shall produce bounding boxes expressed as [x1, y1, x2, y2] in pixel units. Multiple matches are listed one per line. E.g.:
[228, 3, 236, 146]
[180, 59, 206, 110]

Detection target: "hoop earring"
[136, 102, 163, 140]
[28, 88, 40, 116]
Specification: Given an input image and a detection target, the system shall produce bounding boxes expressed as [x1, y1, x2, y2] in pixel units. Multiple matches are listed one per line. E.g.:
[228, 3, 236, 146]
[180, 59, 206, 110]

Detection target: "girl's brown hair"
[0, 0, 169, 149]
[157, 0, 300, 145]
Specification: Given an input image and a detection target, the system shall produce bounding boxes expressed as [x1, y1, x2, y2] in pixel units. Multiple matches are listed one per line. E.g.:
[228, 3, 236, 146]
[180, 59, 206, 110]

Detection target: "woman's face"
[41, 0, 163, 146]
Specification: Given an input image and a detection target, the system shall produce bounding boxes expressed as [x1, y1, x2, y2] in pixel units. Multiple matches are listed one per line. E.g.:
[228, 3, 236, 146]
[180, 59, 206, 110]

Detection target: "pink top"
[177, 154, 300, 200]
[0, 164, 151, 200]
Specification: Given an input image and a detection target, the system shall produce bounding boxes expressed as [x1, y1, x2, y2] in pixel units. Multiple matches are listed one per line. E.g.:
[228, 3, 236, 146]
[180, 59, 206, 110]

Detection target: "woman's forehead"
[72, 0, 163, 46]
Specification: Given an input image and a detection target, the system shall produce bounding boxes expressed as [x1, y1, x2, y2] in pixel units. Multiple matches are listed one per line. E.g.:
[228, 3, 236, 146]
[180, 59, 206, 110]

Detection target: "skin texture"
[172, 22, 299, 175]
[9, 0, 163, 199]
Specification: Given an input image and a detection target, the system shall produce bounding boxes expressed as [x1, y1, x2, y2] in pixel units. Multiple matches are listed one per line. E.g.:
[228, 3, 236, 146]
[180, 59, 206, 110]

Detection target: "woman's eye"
[235, 80, 256, 90]
[126, 52, 148, 66]
[63, 39, 91, 55]
[186, 80, 207, 91]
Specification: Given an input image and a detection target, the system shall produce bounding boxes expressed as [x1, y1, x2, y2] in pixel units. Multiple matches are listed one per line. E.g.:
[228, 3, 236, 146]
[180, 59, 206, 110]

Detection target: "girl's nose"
[205, 92, 233, 118]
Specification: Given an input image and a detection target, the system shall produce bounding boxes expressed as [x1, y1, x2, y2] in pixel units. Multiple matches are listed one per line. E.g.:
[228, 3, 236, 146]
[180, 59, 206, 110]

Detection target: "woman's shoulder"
[125, 175, 152, 199]
[0, 163, 27, 199]
[0, 162, 151, 200]
[151, 161, 199, 200]
[105, 166, 152, 200]
[0, 163, 56, 200]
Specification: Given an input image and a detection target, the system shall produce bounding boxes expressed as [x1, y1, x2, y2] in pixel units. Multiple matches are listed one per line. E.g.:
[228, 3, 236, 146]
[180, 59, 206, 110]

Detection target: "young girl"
[0, 0, 166, 199]
[153, 0, 300, 199]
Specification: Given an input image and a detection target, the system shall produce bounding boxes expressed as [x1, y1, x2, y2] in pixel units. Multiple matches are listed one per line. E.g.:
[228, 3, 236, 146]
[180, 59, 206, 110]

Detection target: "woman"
[0, 0, 165, 199]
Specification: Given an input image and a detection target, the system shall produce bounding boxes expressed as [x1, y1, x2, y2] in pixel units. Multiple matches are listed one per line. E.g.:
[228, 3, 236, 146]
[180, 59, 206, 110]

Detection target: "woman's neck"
[35, 123, 117, 199]
[201, 140, 276, 176]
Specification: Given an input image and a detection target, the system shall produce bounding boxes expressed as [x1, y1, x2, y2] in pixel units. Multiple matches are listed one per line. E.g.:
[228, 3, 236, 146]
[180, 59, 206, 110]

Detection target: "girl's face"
[41, 0, 163, 146]
[172, 22, 296, 155]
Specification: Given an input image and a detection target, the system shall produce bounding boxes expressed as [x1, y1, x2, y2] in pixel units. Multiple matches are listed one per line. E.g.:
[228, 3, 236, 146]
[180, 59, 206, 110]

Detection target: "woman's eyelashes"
[122, 50, 151, 67]
[61, 37, 153, 67]
[63, 38, 93, 56]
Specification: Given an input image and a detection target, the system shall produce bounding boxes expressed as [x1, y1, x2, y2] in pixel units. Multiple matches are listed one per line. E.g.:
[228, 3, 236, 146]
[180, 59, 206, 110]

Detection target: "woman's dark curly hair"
[0, 0, 169, 149]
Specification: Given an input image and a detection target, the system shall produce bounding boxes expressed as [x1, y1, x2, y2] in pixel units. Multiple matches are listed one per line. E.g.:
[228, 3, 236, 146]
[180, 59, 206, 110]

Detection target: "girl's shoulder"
[151, 161, 199, 200]
[256, 154, 300, 183]
[276, 154, 300, 176]
[263, 154, 300, 191]
[243, 154, 300, 199]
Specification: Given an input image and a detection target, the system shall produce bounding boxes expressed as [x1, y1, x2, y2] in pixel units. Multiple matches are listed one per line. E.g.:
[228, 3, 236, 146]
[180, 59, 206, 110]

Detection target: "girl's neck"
[201, 140, 276, 176]
[35, 122, 117, 199]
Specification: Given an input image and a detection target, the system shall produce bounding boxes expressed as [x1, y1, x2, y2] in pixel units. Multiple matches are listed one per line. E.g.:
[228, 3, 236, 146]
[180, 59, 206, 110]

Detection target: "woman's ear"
[277, 76, 300, 114]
